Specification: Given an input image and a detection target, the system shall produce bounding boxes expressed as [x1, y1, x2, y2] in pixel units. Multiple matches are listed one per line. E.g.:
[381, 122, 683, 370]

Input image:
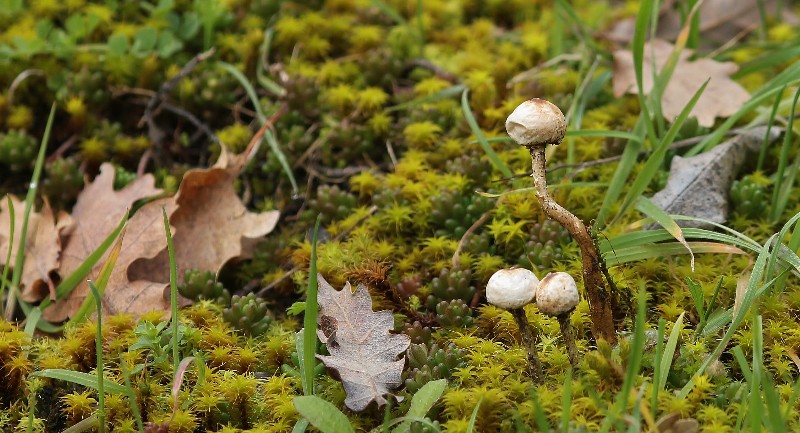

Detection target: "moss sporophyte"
[506, 98, 619, 344]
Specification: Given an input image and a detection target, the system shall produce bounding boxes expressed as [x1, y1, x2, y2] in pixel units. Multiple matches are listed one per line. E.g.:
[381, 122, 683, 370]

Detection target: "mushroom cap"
[505, 98, 567, 147]
[486, 267, 539, 310]
[536, 272, 579, 316]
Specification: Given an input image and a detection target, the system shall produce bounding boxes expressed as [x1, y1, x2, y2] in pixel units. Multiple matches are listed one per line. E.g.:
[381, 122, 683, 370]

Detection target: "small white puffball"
[505, 98, 567, 147]
[536, 272, 579, 316]
[486, 267, 539, 310]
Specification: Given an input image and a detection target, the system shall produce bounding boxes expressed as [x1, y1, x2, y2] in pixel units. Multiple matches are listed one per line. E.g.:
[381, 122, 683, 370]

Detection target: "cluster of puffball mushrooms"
[481, 97, 620, 380]
[487, 268, 580, 379]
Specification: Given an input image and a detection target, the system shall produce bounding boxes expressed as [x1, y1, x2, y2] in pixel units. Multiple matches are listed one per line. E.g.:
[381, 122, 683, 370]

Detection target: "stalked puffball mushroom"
[506, 98, 617, 345]
[486, 267, 542, 380]
[537, 272, 580, 368]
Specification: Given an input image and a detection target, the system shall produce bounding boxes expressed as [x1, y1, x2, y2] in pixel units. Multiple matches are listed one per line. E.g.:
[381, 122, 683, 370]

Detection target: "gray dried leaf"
[316, 274, 411, 412]
[650, 127, 781, 229]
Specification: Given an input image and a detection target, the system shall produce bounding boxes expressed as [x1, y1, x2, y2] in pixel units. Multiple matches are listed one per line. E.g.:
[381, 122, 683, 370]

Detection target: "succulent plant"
[402, 320, 434, 346]
[223, 293, 272, 336]
[425, 267, 476, 310]
[404, 342, 464, 393]
[0, 129, 36, 172]
[730, 174, 770, 218]
[429, 190, 494, 239]
[435, 299, 474, 329]
[307, 185, 358, 223]
[178, 269, 231, 306]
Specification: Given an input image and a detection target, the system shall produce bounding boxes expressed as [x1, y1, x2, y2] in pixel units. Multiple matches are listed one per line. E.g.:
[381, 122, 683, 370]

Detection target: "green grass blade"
[651, 319, 665, 419]
[8, 103, 55, 317]
[757, 85, 785, 171]
[762, 369, 788, 433]
[38, 211, 129, 313]
[303, 216, 322, 396]
[769, 86, 800, 222]
[465, 397, 483, 433]
[368, 0, 406, 24]
[750, 314, 763, 433]
[118, 357, 144, 433]
[603, 241, 745, 267]
[732, 346, 753, 384]
[387, 85, 465, 112]
[565, 129, 642, 144]
[635, 196, 695, 269]
[88, 281, 106, 433]
[678, 213, 800, 398]
[293, 396, 356, 433]
[600, 284, 647, 432]
[595, 119, 645, 228]
[461, 89, 513, 179]
[23, 306, 40, 337]
[0, 195, 14, 300]
[614, 79, 708, 225]
[657, 312, 684, 393]
[218, 61, 298, 196]
[32, 369, 128, 394]
[632, 0, 659, 147]
[163, 208, 179, 374]
[69, 226, 127, 324]
[560, 369, 573, 433]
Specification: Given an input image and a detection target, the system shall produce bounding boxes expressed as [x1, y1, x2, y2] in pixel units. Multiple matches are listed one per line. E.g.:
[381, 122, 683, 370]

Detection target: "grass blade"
[217, 61, 298, 196]
[769, 85, 800, 222]
[461, 89, 513, 179]
[0, 195, 14, 300]
[69, 226, 127, 324]
[465, 397, 483, 433]
[88, 281, 106, 433]
[32, 369, 128, 394]
[657, 312, 684, 393]
[118, 356, 144, 433]
[38, 211, 129, 314]
[387, 85, 465, 112]
[678, 212, 800, 398]
[163, 208, 179, 374]
[635, 196, 695, 270]
[614, 79, 709, 225]
[303, 215, 322, 395]
[6, 103, 55, 319]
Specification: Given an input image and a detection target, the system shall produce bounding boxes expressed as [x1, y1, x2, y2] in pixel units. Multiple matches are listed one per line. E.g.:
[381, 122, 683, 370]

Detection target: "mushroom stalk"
[557, 313, 579, 368]
[509, 307, 542, 381]
[529, 145, 616, 344]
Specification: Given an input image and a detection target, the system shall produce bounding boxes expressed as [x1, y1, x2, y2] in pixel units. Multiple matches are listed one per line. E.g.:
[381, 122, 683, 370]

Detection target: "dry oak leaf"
[605, 0, 798, 48]
[126, 150, 280, 285]
[612, 39, 751, 127]
[0, 196, 65, 301]
[316, 274, 411, 412]
[44, 163, 164, 321]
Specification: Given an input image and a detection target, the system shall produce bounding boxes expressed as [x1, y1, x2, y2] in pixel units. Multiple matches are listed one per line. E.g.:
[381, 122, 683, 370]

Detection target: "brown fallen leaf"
[127, 148, 280, 285]
[45, 145, 279, 321]
[604, 0, 798, 47]
[649, 126, 781, 229]
[0, 196, 64, 301]
[613, 39, 751, 127]
[316, 274, 410, 411]
[44, 164, 164, 321]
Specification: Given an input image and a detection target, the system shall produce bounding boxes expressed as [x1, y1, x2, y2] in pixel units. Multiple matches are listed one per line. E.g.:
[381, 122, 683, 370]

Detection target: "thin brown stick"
[452, 210, 493, 269]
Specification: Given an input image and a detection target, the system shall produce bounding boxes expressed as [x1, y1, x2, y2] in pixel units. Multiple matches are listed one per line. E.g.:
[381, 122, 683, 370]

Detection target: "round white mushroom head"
[486, 267, 539, 310]
[505, 98, 567, 147]
[536, 272, 579, 316]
